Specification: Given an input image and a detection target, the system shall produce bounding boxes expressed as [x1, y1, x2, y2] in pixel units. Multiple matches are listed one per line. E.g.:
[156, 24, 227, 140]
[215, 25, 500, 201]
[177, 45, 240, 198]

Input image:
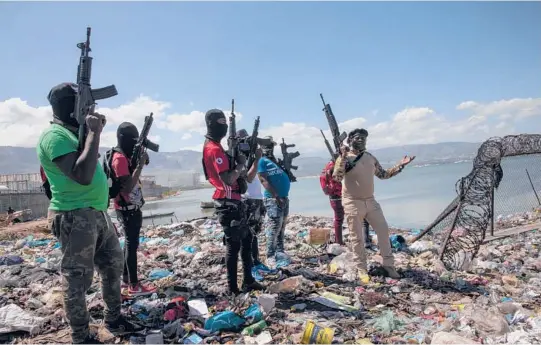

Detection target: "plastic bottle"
[241, 320, 268, 336]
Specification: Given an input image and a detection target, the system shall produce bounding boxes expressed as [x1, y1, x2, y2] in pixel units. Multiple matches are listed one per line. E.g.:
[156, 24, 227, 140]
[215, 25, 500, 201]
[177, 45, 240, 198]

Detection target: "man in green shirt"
[37, 83, 140, 344]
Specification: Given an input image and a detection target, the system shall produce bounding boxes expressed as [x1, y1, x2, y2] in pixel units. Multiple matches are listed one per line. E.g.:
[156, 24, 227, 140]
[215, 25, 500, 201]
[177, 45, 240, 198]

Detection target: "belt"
[118, 205, 140, 211]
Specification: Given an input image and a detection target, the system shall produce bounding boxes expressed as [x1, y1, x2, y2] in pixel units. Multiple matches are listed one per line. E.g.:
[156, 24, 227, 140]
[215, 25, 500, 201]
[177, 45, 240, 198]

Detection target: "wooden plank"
[483, 222, 540, 243]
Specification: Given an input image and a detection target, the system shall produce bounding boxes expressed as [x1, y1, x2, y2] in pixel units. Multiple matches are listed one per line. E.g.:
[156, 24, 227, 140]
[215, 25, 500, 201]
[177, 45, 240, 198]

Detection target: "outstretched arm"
[374, 155, 415, 180]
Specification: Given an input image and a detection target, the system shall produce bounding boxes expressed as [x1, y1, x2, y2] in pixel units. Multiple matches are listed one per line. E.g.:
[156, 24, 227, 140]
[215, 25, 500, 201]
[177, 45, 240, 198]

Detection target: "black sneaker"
[242, 281, 265, 292]
[105, 315, 143, 335]
[74, 335, 103, 344]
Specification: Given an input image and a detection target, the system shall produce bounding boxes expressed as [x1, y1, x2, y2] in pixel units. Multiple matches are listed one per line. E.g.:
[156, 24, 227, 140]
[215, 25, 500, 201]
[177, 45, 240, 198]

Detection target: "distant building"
[141, 175, 172, 198]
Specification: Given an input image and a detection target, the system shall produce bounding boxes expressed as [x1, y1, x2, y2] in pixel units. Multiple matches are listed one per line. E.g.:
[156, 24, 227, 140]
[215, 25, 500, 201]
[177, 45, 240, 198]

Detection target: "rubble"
[0, 211, 540, 344]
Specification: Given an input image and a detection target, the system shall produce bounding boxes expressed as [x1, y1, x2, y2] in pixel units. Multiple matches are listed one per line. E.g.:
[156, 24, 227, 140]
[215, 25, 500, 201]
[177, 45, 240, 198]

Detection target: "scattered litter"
[1, 212, 541, 344]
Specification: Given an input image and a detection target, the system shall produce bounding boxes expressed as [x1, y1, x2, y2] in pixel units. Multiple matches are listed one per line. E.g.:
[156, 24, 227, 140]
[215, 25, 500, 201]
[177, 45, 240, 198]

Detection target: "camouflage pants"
[48, 208, 123, 343]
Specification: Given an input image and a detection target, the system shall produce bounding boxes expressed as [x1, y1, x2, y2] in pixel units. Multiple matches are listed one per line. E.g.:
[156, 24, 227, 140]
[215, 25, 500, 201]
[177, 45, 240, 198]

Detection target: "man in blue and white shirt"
[258, 137, 291, 268]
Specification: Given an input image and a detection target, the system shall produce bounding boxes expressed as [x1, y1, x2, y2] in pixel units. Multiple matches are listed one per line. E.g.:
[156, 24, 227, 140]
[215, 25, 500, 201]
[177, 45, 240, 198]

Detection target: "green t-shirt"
[37, 124, 109, 212]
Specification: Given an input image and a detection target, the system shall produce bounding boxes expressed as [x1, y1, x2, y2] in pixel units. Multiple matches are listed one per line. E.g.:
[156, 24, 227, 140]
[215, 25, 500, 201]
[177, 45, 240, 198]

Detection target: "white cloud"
[456, 98, 541, 120]
[158, 110, 243, 135]
[0, 95, 539, 154]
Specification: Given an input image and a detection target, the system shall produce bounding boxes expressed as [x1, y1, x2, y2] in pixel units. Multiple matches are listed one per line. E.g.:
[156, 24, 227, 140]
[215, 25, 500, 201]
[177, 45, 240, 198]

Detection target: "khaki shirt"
[332, 151, 402, 199]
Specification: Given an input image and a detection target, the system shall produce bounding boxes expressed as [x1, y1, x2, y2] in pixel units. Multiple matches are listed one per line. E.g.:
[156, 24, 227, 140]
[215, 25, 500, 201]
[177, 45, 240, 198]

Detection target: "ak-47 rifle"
[130, 113, 160, 168]
[246, 116, 260, 170]
[279, 138, 300, 182]
[74, 27, 118, 151]
[320, 93, 346, 160]
[320, 129, 334, 161]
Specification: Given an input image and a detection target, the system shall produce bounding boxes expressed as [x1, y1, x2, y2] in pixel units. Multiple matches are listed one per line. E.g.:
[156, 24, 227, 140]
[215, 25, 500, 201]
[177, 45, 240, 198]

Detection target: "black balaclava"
[117, 122, 139, 158]
[205, 109, 228, 141]
[47, 83, 79, 129]
[348, 128, 368, 152]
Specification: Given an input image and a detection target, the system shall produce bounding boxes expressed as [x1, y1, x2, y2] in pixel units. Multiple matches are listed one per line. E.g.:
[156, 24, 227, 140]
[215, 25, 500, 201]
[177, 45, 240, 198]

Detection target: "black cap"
[47, 83, 77, 119]
[347, 128, 369, 143]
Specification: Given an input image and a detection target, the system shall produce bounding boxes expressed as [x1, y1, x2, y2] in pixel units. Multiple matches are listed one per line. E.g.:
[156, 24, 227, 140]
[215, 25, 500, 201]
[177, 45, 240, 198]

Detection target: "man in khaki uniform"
[333, 128, 414, 280]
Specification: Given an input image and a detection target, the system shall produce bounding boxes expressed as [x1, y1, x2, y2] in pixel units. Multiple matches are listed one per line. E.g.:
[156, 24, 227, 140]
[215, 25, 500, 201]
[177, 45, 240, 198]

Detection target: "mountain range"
[0, 142, 480, 179]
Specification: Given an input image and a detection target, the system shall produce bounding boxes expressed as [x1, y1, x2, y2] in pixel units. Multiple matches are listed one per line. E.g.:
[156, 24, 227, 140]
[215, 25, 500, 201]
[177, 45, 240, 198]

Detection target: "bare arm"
[219, 163, 244, 186]
[258, 173, 279, 198]
[247, 159, 259, 183]
[53, 131, 101, 186]
[118, 165, 144, 193]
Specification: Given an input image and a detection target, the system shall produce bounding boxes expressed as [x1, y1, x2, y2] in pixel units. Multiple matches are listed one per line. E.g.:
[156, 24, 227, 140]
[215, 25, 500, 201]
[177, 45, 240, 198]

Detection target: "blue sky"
[1, 1, 540, 153]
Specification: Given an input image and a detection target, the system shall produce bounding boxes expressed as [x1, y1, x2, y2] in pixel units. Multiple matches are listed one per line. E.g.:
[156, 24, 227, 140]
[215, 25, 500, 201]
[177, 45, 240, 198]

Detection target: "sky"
[1, 1, 540, 156]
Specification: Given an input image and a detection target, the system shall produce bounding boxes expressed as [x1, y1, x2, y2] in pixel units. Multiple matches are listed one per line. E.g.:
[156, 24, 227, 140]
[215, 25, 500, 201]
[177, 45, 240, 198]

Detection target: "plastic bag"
[367, 310, 404, 335]
[244, 304, 264, 324]
[204, 311, 245, 333]
[0, 304, 45, 335]
[149, 269, 172, 281]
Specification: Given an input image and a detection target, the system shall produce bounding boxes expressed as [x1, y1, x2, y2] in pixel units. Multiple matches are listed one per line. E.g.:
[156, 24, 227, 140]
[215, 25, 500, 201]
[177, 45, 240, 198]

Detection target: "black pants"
[214, 199, 255, 292]
[245, 199, 265, 265]
[116, 209, 143, 286]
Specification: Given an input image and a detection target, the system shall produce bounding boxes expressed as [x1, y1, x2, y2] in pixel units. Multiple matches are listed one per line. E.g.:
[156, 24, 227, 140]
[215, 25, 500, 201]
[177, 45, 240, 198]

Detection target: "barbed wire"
[414, 134, 541, 271]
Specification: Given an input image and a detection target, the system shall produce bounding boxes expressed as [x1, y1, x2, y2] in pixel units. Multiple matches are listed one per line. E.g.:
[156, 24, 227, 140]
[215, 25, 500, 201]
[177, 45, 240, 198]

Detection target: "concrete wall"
[0, 192, 49, 219]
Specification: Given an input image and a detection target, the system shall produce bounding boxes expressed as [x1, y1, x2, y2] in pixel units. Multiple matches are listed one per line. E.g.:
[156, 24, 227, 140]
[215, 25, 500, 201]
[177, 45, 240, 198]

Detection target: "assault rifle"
[278, 138, 300, 182]
[246, 116, 260, 170]
[227, 99, 241, 163]
[130, 113, 160, 168]
[74, 27, 118, 151]
[320, 93, 346, 160]
[320, 129, 335, 160]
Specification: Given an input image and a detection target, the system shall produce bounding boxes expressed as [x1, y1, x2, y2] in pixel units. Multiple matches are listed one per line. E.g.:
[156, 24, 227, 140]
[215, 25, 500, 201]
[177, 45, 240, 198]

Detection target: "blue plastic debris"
[149, 269, 172, 281]
[275, 252, 291, 268]
[27, 239, 51, 248]
[390, 235, 407, 251]
[243, 304, 263, 324]
[184, 333, 203, 344]
[183, 246, 197, 254]
[204, 311, 245, 333]
[0, 255, 24, 266]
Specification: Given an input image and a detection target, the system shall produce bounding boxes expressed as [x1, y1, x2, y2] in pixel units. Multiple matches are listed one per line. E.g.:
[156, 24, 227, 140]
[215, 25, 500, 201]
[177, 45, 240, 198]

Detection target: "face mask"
[205, 109, 228, 141]
[117, 122, 139, 158]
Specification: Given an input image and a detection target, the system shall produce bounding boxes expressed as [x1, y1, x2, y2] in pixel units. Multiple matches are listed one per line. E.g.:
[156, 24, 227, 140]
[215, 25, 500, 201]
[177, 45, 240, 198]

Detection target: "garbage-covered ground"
[1, 210, 541, 344]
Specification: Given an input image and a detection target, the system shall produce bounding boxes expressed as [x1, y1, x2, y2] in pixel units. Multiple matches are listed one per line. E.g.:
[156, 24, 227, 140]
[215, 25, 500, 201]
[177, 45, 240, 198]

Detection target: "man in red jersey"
[201, 109, 263, 295]
[109, 122, 157, 298]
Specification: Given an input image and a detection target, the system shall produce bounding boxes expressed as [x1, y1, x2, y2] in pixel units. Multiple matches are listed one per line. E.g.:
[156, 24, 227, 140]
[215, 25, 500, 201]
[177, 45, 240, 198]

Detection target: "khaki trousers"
[343, 197, 394, 271]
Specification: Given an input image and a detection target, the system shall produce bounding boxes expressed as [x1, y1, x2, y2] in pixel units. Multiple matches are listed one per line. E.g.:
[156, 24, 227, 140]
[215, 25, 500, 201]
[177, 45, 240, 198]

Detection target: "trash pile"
[0, 212, 540, 344]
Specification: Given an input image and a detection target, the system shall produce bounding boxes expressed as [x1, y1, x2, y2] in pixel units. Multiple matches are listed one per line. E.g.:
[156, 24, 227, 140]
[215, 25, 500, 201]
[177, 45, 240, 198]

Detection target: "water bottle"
[241, 320, 267, 336]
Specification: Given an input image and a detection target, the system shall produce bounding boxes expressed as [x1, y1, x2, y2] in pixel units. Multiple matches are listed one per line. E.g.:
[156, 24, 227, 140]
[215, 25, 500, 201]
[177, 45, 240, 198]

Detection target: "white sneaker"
[266, 257, 277, 270]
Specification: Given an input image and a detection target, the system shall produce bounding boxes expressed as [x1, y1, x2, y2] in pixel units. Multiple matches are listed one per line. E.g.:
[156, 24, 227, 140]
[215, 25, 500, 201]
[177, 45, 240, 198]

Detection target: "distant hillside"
[0, 142, 481, 177]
